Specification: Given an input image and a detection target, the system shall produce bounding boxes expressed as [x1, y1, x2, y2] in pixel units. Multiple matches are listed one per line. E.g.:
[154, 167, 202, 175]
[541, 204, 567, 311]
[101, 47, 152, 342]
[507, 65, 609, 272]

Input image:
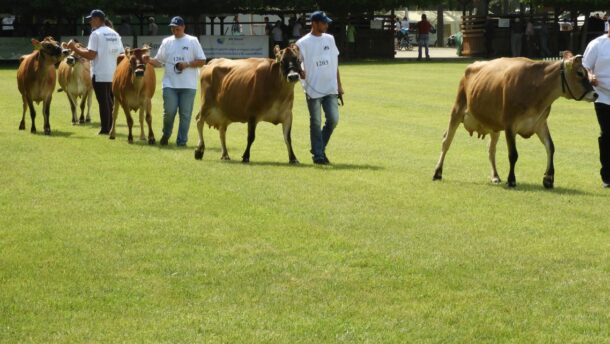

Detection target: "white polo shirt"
[296, 33, 340, 99]
[87, 25, 123, 82]
[583, 34, 610, 105]
[154, 34, 206, 90]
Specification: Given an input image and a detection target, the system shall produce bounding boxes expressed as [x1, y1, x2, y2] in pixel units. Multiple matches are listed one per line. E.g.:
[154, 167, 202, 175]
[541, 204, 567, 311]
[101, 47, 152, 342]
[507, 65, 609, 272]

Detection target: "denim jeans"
[162, 88, 197, 145]
[418, 34, 430, 59]
[307, 94, 339, 160]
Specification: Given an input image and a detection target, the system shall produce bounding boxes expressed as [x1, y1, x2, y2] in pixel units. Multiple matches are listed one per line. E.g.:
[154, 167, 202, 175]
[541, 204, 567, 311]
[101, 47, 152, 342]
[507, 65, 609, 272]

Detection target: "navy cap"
[85, 9, 105, 20]
[311, 11, 332, 24]
[169, 16, 185, 27]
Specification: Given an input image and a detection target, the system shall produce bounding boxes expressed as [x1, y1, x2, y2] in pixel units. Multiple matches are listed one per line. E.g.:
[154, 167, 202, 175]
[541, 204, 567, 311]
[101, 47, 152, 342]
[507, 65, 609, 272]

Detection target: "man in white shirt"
[145, 16, 206, 147]
[296, 11, 344, 165]
[67, 9, 123, 135]
[584, 20, 610, 187]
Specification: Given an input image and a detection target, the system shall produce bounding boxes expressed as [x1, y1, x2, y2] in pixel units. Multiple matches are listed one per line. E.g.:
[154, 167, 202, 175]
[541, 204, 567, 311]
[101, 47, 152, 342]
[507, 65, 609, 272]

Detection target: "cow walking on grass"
[433, 52, 597, 188]
[109, 47, 156, 144]
[58, 42, 93, 125]
[17, 36, 69, 134]
[194, 45, 302, 163]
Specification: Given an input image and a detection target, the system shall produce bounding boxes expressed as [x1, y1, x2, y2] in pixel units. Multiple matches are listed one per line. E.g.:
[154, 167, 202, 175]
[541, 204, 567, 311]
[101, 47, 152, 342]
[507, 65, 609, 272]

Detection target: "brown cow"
[58, 42, 93, 125]
[433, 53, 597, 188]
[109, 46, 156, 144]
[17, 36, 69, 134]
[194, 46, 302, 163]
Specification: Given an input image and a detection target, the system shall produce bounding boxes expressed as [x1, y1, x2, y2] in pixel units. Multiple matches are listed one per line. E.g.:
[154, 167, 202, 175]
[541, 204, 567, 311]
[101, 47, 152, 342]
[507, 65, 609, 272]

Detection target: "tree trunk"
[437, 5, 444, 47]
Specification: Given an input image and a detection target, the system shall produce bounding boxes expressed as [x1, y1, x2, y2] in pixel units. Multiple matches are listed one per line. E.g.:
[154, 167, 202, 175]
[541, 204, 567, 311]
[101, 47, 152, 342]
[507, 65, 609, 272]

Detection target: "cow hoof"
[194, 150, 204, 160]
[148, 138, 156, 145]
[543, 177, 554, 189]
[79, 119, 85, 124]
[433, 169, 442, 181]
[128, 138, 134, 144]
[491, 177, 501, 184]
[221, 155, 231, 161]
[85, 118, 91, 123]
[507, 180, 517, 188]
[242, 158, 250, 163]
[44, 128, 51, 135]
[19, 122, 25, 130]
[109, 135, 115, 140]
[30, 127, 36, 134]
[289, 159, 299, 165]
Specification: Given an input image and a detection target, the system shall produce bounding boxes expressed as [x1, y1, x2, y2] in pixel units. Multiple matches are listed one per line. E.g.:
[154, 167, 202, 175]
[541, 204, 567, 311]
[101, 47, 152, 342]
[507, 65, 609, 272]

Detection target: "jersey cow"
[194, 46, 302, 163]
[110, 46, 156, 144]
[58, 42, 93, 125]
[433, 52, 597, 188]
[17, 36, 69, 134]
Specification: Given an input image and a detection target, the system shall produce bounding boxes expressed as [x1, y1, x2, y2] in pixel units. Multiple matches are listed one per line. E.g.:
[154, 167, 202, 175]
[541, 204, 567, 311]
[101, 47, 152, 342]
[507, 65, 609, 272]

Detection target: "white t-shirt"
[583, 35, 610, 105]
[296, 33, 340, 99]
[154, 34, 206, 90]
[87, 25, 124, 82]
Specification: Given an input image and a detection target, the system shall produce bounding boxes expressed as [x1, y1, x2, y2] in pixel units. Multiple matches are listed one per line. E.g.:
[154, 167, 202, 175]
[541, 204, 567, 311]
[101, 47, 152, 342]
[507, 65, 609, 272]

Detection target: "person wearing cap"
[145, 16, 206, 147]
[296, 11, 343, 165]
[583, 19, 610, 188]
[67, 9, 124, 135]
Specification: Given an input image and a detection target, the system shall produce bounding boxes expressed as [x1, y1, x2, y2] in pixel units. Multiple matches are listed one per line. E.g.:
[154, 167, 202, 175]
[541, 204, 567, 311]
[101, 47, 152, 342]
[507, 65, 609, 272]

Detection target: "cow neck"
[541, 61, 564, 102]
[559, 59, 587, 101]
[34, 50, 54, 77]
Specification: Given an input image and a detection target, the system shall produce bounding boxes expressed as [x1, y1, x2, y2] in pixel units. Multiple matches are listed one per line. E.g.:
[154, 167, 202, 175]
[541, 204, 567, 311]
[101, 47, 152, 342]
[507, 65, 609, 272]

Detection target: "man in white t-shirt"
[67, 9, 123, 135]
[583, 21, 610, 187]
[296, 11, 343, 165]
[145, 16, 206, 147]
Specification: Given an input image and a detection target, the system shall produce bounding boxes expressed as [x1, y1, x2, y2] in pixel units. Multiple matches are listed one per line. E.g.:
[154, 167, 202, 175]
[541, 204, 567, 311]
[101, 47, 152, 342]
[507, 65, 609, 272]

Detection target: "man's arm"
[67, 40, 97, 60]
[337, 68, 344, 94]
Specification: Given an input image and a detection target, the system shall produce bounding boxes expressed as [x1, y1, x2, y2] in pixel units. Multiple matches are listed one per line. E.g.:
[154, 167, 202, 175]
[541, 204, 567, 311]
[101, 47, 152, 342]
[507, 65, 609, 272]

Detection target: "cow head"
[60, 41, 86, 67]
[126, 46, 150, 78]
[274, 44, 302, 83]
[33, 36, 69, 64]
[561, 51, 597, 102]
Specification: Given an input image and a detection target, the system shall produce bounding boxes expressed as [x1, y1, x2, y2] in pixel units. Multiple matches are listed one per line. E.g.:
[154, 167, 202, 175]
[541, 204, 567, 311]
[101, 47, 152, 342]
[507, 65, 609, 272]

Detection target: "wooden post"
[437, 5, 444, 47]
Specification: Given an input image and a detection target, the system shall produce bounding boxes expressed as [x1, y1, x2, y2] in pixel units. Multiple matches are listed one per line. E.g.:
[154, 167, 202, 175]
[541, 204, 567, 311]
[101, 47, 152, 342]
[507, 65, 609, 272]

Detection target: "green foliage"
[1, 61, 609, 341]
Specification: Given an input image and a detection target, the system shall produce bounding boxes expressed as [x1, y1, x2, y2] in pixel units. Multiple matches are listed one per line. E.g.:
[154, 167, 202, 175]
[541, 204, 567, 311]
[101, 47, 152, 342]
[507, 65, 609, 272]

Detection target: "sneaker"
[159, 136, 169, 146]
[97, 130, 109, 135]
[426, 56, 431, 61]
[603, 181, 610, 188]
[313, 158, 328, 165]
[323, 155, 331, 164]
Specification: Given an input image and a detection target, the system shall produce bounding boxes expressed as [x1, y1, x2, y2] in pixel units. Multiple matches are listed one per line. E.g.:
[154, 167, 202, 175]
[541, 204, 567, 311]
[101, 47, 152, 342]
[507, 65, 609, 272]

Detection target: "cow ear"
[562, 50, 573, 60]
[61, 42, 68, 49]
[31, 38, 42, 50]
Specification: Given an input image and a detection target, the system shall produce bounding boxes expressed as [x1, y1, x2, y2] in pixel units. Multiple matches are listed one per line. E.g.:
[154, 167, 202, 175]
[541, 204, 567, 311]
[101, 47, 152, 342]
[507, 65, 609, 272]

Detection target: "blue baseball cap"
[169, 16, 185, 27]
[311, 11, 332, 24]
[85, 9, 106, 20]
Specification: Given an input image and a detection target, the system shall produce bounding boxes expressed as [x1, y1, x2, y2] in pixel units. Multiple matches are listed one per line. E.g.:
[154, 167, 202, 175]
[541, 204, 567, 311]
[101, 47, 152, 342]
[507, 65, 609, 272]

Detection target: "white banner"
[200, 35, 269, 59]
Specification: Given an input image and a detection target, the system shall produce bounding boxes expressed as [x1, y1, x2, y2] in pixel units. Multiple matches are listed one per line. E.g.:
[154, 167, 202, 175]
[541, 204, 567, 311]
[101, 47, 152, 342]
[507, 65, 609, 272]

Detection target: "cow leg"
[43, 98, 51, 135]
[67, 93, 78, 125]
[282, 117, 299, 164]
[85, 90, 92, 123]
[146, 100, 155, 145]
[109, 99, 120, 140]
[194, 110, 206, 160]
[242, 118, 257, 163]
[27, 99, 37, 133]
[536, 121, 555, 189]
[489, 131, 501, 184]
[125, 107, 134, 144]
[19, 96, 27, 130]
[433, 106, 464, 180]
[78, 94, 87, 124]
[138, 107, 146, 141]
[220, 125, 230, 160]
[505, 128, 519, 188]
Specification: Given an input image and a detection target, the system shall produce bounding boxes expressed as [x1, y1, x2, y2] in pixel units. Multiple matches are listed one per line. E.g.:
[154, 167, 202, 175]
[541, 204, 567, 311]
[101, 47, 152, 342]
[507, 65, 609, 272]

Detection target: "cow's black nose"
[287, 72, 299, 82]
[135, 70, 145, 77]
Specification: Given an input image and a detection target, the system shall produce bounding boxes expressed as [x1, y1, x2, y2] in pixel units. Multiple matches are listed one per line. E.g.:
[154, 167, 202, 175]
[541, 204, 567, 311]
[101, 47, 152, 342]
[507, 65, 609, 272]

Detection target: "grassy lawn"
[0, 60, 609, 342]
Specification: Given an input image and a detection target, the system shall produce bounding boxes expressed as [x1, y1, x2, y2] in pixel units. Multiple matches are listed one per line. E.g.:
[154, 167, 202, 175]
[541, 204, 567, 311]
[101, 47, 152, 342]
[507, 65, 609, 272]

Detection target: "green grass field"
[1, 60, 609, 342]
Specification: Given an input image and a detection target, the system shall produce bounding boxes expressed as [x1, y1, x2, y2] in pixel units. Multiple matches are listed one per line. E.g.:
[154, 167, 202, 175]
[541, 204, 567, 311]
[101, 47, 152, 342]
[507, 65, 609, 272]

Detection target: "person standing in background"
[511, 17, 523, 57]
[148, 17, 158, 36]
[416, 14, 432, 61]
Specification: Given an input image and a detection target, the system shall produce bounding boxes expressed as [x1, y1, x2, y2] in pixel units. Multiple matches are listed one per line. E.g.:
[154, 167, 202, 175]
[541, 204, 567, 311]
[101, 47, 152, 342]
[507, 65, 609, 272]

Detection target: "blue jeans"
[307, 94, 339, 160]
[418, 34, 430, 59]
[162, 88, 197, 145]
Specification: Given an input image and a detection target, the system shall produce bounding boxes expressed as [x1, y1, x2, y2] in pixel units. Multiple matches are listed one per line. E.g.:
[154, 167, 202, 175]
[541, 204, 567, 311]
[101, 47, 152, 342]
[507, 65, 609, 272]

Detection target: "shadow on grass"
[437, 178, 599, 197]
[212, 159, 384, 171]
